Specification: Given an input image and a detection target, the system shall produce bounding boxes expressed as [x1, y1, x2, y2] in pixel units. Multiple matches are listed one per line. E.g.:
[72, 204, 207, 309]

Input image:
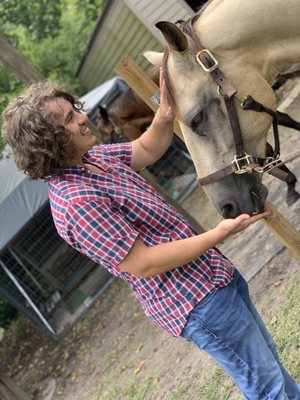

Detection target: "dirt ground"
[1, 80, 300, 400]
[0, 245, 299, 400]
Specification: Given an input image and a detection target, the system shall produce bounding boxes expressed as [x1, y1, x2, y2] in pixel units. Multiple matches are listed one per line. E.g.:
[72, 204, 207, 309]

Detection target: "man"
[2, 71, 299, 399]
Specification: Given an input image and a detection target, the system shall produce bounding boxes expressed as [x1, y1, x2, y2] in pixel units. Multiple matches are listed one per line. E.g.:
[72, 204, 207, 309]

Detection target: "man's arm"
[118, 211, 270, 278]
[130, 69, 175, 171]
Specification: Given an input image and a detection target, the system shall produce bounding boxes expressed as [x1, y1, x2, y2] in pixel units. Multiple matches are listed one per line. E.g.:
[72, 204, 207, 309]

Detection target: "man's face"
[46, 97, 97, 163]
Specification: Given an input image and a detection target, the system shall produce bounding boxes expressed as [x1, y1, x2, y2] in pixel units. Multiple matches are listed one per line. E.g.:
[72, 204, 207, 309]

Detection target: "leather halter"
[162, 19, 287, 186]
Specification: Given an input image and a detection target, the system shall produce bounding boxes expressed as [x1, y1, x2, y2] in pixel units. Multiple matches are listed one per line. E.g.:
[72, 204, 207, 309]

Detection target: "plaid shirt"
[48, 143, 234, 336]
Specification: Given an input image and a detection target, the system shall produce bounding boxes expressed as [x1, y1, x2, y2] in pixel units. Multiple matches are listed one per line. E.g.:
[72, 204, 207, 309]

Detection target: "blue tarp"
[0, 155, 48, 250]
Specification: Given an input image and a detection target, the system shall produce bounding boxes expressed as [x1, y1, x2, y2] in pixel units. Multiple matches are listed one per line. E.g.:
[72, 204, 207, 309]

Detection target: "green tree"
[0, 0, 105, 149]
[0, 0, 63, 41]
[19, 0, 105, 93]
[0, 0, 104, 93]
[0, 63, 26, 154]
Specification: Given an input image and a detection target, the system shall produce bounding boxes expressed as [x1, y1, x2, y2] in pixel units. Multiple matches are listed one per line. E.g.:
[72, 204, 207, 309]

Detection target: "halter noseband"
[162, 19, 288, 186]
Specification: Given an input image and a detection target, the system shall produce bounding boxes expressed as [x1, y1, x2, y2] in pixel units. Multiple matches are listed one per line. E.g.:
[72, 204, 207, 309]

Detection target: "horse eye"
[190, 111, 206, 136]
[191, 111, 203, 129]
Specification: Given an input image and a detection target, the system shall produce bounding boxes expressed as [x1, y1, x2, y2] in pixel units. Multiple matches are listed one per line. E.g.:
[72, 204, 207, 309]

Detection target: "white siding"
[77, 0, 163, 90]
[77, 0, 194, 90]
[123, 0, 194, 42]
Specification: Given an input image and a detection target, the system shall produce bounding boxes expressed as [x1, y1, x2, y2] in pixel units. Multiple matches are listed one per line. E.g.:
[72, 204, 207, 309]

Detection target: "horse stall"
[0, 154, 113, 339]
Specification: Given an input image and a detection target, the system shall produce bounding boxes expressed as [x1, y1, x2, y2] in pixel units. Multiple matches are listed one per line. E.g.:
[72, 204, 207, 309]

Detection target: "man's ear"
[142, 51, 164, 67]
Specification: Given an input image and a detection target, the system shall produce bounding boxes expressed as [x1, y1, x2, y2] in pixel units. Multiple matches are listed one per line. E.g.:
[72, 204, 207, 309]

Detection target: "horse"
[96, 96, 155, 144]
[96, 67, 160, 144]
[144, 0, 300, 218]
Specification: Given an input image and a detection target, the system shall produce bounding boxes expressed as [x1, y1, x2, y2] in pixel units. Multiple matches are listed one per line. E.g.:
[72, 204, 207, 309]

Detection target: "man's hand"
[130, 68, 176, 171]
[155, 68, 176, 124]
[216, 210, 271, 239]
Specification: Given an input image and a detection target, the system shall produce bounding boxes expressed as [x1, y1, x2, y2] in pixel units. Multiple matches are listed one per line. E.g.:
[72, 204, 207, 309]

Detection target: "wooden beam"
[263, 202, 300, 260]
[115, 57, 300, 261]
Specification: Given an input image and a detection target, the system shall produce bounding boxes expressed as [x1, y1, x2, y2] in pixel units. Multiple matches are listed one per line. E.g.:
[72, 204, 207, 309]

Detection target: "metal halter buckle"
[196, 49, 219, 73]
[232, 154, 253, 174]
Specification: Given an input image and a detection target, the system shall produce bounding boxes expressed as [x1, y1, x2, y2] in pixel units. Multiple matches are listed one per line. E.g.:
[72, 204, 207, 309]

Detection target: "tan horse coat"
[145, 0, 300, 217]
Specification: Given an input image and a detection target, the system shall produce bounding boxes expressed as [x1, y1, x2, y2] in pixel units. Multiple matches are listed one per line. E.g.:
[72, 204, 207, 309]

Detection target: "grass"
[163, 367, 240, 400]
[267, 278, 300, 380]
[89, 377, 154, 400]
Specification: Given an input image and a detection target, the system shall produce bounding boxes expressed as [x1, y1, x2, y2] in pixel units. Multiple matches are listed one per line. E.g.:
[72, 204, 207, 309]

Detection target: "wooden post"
[0, 373, 31, 400]
[115, 57, 300, 261]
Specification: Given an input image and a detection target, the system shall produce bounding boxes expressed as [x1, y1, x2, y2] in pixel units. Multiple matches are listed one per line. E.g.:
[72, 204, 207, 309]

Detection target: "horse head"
[97, 89, 156, 144]
[144, 17, 280, 218]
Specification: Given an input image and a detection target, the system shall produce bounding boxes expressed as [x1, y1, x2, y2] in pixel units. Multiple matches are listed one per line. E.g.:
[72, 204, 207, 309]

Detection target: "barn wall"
[77, 0, 163, 91]
[123, 0, 194, 42]
[76, 0, 195, 91]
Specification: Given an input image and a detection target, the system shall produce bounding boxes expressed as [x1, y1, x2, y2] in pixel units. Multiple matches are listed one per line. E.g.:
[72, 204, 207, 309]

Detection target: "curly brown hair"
[1, 81, 84, 179]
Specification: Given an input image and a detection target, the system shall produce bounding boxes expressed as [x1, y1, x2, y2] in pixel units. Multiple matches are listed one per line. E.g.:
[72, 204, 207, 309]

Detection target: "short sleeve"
[90, 143, 132, 166]
[64, 200, 139, 273]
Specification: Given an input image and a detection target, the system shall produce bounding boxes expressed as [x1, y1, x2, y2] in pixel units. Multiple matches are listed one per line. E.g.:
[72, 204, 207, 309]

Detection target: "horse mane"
[188, 0, 215, 25]
[197, 0, 215, 14]
[175, 4, 206, 42]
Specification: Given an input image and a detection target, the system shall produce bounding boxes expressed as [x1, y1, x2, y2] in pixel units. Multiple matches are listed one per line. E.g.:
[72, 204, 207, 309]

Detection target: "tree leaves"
[0, 0, 63, 40]
[0, 0, 105, 128]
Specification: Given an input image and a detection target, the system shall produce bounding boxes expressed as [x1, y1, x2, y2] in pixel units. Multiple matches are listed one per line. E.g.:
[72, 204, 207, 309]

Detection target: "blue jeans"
[180, 269, 300, 399]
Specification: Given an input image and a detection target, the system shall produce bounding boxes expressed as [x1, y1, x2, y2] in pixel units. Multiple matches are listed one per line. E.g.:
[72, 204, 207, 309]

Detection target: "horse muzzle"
[207, 174, 269, 219]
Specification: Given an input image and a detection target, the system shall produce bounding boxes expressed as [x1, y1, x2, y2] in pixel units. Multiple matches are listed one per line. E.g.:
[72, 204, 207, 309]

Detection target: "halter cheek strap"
[165, 19, 290, 186]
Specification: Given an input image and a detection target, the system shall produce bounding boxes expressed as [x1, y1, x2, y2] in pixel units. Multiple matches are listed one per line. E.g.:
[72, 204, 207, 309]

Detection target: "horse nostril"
[221, 202, 239, 218]
[250, 190, 264, 213]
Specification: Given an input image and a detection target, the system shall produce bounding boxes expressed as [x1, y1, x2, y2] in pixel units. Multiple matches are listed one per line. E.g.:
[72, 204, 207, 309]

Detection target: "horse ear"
[155, 21, 188, 52]
[98, 105, 109, 121]
[142, 51, 163, 67]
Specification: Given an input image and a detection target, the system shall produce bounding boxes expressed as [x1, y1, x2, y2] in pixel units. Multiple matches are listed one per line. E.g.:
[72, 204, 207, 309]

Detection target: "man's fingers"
[249, 210, 270, 223]
[159, 67, 164, 88]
